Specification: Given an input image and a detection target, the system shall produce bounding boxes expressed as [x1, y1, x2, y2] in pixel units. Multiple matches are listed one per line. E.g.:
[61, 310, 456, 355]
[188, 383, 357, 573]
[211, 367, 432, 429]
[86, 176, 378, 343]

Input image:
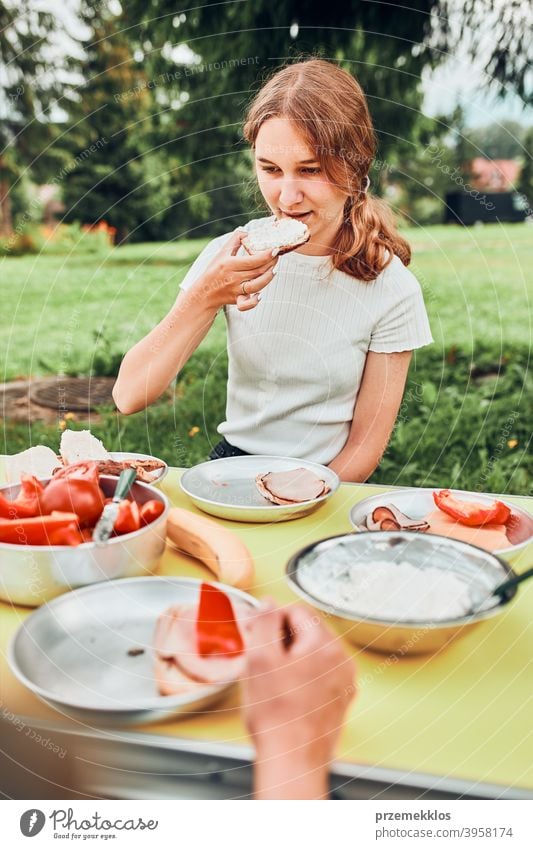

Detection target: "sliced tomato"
[0, 512, 80, 545]
[47, 522, 85, 546]
[196, 582, 244, 658]
[139, 499, 165, 526]
[433, 490, 511, 527]
[0, 474, 44, 519]
[113, 499, 141, 535]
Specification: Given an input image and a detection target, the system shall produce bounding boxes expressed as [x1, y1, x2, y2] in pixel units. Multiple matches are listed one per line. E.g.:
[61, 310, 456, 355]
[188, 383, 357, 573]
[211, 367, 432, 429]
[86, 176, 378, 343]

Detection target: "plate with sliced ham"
[8, 577, 258, 725]
[180, 455, 340, 522]
[349, 487, 533, 562]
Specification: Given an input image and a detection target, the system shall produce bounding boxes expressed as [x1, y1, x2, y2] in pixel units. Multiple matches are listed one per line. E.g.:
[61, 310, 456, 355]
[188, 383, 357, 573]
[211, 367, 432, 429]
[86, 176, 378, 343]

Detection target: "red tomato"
[40, 478, 105, 528]
[47, 522, 85, 546]
[0, 512, 79, 545]
[0, 474, 44, 519]
[53, 461, 100, 485]
[139, 500, 165, 526]
[113, 500, 141, 535]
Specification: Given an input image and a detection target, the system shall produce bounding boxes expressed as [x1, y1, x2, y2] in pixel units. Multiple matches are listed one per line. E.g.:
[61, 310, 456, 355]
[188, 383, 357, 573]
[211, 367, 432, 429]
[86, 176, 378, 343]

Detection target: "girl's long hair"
[243, 58, 411, 282]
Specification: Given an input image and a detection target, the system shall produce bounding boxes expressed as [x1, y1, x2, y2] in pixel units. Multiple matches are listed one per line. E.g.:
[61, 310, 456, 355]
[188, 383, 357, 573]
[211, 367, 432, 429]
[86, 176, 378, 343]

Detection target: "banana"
[166, 507, 255, 590]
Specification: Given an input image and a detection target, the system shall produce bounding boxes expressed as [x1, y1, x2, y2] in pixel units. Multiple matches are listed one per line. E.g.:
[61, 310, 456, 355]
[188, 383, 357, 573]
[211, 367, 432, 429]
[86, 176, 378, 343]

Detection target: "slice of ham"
[153, 603, 247, 692]
[361, 504, 430, 532]
[256, 468, 329, 505]
[153, 656, 206, 697]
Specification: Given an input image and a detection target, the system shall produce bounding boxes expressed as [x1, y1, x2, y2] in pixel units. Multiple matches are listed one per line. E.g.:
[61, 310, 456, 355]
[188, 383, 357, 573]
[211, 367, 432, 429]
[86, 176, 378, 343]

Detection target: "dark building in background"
[445, 158, 529, 225]
[445, 191, 529, 225]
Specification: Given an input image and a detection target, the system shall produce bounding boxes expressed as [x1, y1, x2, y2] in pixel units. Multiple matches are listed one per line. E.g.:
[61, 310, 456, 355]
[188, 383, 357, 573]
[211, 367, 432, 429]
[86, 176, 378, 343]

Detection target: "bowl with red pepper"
[0, 462, 169, 607]
[349, 488, 533, 566]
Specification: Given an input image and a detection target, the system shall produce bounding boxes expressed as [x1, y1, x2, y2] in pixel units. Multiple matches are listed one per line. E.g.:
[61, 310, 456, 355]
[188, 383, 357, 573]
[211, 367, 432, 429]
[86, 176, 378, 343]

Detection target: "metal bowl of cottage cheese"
[286, 531, 518, 655]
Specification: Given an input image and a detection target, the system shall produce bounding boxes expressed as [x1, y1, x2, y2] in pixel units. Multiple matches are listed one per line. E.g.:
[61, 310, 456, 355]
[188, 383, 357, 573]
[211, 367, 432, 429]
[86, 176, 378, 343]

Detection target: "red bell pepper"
[433, 490, 511, 527]
[0, 474, 44, 520]
[0, 512, 80, 545]
[196, 582, 244, 658]
[139, 499, 165, 526]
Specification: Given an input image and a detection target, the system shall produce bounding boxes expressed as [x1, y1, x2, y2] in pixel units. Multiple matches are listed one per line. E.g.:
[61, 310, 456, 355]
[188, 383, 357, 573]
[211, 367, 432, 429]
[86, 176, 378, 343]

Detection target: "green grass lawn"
[0, 237, 223, 381]
[1, 223, 531, 380]
[1, 223, 531, 495]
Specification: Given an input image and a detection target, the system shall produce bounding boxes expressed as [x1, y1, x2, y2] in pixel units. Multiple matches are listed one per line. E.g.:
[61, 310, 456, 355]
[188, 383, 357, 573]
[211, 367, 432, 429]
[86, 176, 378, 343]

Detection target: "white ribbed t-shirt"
[179, 217, 433, 464]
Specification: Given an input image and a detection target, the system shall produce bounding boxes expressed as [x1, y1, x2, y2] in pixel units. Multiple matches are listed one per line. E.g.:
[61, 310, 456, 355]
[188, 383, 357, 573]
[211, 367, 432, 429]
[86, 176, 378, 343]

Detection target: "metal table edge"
[14, 715, 533, 801]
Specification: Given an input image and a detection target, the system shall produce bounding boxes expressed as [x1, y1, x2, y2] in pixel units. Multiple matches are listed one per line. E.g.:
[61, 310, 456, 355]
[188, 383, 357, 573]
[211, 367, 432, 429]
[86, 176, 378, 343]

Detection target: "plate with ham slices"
[349, 488, 533, 563]
[8, 577, 258, 725]
[180, 455, 340, 522]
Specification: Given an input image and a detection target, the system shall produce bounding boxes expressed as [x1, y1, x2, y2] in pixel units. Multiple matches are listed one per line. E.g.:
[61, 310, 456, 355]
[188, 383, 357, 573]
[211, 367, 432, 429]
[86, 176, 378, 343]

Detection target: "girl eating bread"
[113, 59, 432, 482]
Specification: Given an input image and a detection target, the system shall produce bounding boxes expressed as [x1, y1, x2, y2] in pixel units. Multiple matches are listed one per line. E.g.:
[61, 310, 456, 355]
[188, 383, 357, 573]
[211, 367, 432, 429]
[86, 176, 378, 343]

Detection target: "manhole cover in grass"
[30, 377, 116, 412]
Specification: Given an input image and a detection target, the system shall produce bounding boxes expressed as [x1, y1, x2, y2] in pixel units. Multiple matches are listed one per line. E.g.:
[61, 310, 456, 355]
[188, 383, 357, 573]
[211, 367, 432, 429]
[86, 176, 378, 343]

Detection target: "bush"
[0, 222, 114, 257]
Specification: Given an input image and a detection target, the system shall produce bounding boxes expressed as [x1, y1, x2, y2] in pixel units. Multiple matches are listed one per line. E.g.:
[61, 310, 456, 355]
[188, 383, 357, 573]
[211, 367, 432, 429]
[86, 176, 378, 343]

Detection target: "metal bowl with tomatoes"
[0, 462, 169, 607]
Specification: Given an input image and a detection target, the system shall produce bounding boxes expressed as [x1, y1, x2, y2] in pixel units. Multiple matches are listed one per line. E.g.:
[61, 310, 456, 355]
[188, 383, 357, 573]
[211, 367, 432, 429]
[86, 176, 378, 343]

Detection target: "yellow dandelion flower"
[188, 426, 200, 437]
[64, 412, 76, 420]
[59, 419, 67, 431]
[507, 439, 518, 449]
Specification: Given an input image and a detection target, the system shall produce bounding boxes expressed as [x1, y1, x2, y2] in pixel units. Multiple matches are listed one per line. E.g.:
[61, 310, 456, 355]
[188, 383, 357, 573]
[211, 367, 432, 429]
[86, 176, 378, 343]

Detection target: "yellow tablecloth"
[1, 469, 532, 793]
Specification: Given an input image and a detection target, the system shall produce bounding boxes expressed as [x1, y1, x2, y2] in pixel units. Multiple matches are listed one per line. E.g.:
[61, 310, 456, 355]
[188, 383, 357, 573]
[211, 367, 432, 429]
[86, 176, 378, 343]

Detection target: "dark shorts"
[208, 437, 250, 460]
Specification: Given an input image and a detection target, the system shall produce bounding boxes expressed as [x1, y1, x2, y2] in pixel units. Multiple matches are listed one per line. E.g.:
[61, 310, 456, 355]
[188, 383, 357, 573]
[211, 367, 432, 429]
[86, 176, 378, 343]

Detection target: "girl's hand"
[242, 601, 356, 793]
[193, 229, 279, 312]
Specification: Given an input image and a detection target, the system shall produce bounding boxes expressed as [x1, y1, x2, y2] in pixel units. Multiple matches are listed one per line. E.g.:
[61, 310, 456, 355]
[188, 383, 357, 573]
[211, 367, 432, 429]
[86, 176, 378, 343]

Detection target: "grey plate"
[180, 455, 340, 523]
[8, 577, 258, 726]
[109, 452, 168, 484]
[349, 488, 533, 565]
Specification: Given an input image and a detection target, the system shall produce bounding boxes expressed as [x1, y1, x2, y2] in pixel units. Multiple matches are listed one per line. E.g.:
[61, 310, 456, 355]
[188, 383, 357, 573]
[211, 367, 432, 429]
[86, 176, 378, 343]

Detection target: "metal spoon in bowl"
[471, 565, 533, 613]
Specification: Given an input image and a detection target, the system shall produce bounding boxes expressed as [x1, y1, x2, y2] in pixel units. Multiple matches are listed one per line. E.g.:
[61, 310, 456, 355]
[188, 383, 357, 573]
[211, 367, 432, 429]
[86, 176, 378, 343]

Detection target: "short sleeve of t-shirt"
[368, 257, 433, 353]
[177, 231, 238, 295]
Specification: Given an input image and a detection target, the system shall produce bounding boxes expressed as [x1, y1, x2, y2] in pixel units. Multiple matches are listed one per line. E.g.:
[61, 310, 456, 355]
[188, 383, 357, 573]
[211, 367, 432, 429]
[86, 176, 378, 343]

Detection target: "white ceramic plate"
[180, 455, 340, 523]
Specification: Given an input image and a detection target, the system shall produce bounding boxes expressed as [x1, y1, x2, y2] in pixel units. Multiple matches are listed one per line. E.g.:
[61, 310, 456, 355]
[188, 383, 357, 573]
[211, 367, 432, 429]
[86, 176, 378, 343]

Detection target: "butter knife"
[92, 468, 137, 546]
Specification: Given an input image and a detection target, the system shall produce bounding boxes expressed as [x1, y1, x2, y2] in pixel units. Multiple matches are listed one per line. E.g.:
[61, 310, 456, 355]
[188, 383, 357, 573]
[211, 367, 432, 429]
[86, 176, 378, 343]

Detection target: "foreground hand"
[194, 229, 279, 312]
[242, 602, 356, 798]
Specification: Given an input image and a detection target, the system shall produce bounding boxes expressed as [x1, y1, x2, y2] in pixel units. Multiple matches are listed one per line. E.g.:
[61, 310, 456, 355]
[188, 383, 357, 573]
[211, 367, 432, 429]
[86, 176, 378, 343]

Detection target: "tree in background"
[121, 1, 436, 235]
[120, 0, 532, 236]
[3, 0, 530, 240]
[0, 0, 70, 234]
[61, 8, 172, 244]
[462, 121, 529, 161]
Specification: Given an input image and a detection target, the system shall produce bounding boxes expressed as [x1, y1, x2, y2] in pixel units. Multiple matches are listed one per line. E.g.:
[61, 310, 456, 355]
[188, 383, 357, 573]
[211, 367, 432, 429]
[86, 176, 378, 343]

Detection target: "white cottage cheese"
[299, 551, 473, 621]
